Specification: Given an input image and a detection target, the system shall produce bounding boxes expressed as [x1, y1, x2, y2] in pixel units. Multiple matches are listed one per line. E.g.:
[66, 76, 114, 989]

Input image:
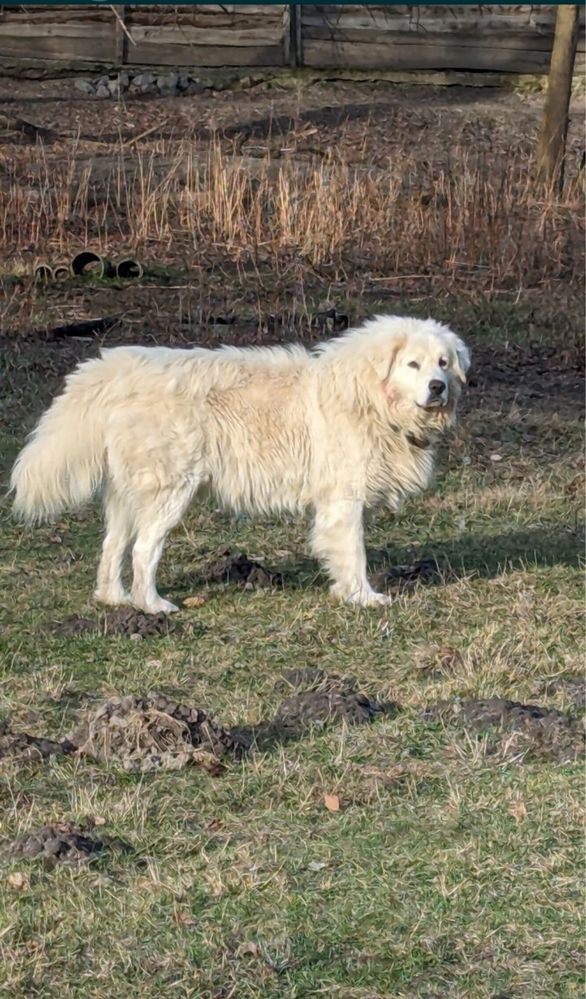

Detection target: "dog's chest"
[365, 433, 436, 509]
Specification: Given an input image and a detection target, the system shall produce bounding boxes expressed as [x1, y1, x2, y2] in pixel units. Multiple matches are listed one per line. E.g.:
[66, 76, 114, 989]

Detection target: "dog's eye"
[408, 361, 420, 370]
[438, 357, 448, 369]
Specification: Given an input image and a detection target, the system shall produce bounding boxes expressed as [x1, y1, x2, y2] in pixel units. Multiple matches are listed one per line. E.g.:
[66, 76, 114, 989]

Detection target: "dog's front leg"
[311, 498, 390, 607]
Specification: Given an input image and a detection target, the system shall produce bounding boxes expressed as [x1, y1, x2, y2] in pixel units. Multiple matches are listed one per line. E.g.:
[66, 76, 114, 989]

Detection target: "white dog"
[11, 315, 470, 612]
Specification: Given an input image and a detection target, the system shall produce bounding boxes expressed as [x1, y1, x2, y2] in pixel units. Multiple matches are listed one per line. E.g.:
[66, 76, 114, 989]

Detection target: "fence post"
[113, 5, 127, 67]
[288, 4, 302, 67]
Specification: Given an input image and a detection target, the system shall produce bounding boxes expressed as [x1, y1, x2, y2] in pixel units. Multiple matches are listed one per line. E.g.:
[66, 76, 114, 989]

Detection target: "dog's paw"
[94, 587, 131, 607]
[132, 596, 179, 615]
[360, 590, 392, 608]
[330, 582, 391, 608]
[146, 598, 179, 615]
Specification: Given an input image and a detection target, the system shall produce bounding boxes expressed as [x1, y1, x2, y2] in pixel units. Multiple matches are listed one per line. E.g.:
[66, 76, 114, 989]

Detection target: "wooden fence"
[0, 5, 583, 76]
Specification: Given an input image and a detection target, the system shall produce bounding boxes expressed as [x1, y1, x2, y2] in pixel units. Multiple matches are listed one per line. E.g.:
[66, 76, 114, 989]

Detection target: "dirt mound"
[259, 672, 396, 745]
[373, 558, 442, 594]
[2, 822, 131, 868]
[69, 693, 248, 772]
[423, 697, 585, 762]
[54, 608, 179, 638]
[272, 688, 385, 732]
[205, 550, 283, 589]
[0, 719, 73, 766]
[540, 675, 586, 709]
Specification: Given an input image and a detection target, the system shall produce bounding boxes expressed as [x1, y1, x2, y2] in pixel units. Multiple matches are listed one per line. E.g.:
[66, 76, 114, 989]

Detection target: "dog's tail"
[11, 355, 111, 523]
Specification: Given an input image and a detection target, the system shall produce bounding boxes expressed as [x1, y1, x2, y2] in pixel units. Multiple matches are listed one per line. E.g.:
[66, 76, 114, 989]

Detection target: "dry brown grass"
[2, 136, 584, 290]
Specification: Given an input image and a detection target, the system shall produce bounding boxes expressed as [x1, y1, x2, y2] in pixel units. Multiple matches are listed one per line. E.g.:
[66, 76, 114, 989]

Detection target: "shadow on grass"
[367, 524, 584, 580]
[175, 525, 582, 601]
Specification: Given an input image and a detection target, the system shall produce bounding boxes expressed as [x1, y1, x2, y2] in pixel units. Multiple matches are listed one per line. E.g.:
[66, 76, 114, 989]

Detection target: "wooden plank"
[128, 24, 285, 48]
[0, 22, 116, 62]
[129, 40, 285, 68]
[127, 4, 285, 15]
[302, 18, 555, 40]
[301, 5, 562, 34]
[303, 27, 565, 53]
[302, 38, 556, 73]
[0, 7, 113, 23]
[126, 7, 286, 28]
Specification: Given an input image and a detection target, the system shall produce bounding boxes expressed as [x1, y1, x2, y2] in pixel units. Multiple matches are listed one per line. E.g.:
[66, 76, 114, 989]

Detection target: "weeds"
[1, 137, 583, 289]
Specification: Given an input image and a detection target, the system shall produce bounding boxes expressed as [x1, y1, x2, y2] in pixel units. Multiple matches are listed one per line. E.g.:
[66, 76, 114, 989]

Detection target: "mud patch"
[0, 719, 73, 766]
[423, 697, 585, 762]
[2, 822, 131, 868]
[372, 558, 443, 594]
[205, 550, 283, 589]
[54, 608, 181, 638]
[69, 693, 248, 772]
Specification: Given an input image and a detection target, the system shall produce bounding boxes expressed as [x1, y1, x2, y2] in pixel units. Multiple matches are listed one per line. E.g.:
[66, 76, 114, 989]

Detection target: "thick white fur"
[11, 315, 470, 612]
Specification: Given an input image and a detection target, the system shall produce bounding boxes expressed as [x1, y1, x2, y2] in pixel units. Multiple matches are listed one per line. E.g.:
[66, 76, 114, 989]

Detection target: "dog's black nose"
[428, 379, 445, 396]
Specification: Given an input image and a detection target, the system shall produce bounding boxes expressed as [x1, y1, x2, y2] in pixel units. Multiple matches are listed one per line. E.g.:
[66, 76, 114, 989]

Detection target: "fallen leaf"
[510, 800, 528, 823]
[490, 453, 503, 462]
[307, 860, 327, 871]
[175, 910, 197, 928]
[93, 815, 106, 827]
[238, 941, 261, 957]
[323, 793, 340, 812]
[7, 872, 29, 891]
[183, 595, 208, 608]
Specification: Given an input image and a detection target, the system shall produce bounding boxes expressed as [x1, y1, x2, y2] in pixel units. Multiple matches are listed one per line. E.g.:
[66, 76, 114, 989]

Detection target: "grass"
[0, 87, 584, 996]
[0, 295, 584, 999]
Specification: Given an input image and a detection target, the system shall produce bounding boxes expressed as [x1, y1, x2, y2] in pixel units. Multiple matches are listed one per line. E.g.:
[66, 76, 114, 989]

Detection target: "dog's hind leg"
[130, 483, 194, 614]
[94, 486, 135, 606]
[311, 498, 390, 608]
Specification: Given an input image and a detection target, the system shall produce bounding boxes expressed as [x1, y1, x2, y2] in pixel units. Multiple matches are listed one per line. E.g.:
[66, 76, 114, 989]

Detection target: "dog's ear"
[382, 333, 406, 379]
[380, 334, 406, 404]
[449, 334, 471, 384]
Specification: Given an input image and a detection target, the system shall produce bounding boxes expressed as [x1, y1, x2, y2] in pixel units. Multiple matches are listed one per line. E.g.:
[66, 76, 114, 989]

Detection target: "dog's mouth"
[416, 399, 447, 411]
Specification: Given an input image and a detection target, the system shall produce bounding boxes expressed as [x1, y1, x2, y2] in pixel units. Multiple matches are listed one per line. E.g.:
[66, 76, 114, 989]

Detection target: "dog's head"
[382, 320, 470, 423]
[374, 318, 470, 428]
[319, 315, 471, 432]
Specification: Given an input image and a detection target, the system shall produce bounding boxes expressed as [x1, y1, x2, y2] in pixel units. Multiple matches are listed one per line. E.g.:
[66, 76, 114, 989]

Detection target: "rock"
[95, 85, 110, 100]
[157, 72, 179, 96]
[96, 75, 109, 88]
[107, 72, 130, 98]
[131, 72, 156, 93]
[74, 79, 95, 95]
[177, 73, 191, 91]
[184, 81, 207, 96]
